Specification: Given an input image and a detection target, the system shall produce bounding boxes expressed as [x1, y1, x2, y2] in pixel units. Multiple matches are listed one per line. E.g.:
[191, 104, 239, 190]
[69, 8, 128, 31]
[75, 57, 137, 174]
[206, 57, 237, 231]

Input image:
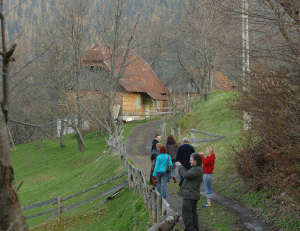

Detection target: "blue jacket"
[176, 143, 195, 170]
[153, 153, 173, 177]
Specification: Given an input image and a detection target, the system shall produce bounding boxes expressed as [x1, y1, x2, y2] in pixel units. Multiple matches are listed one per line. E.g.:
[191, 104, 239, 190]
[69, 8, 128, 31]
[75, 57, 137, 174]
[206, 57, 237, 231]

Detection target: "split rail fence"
[190, 129, 226, 147]
[22, 173, 127, 221]
[106, 132, 180, 231]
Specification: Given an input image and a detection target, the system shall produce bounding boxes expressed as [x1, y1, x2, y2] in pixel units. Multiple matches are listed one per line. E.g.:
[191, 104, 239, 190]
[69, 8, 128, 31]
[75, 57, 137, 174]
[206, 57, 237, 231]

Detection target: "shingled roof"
[166, 68, 236, 93]
[82, 45, 170, 100]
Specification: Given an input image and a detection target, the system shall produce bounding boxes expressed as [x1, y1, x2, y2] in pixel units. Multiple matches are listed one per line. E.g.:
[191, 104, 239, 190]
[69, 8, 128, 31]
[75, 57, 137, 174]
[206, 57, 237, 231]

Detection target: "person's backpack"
[166, 156, 172, 173]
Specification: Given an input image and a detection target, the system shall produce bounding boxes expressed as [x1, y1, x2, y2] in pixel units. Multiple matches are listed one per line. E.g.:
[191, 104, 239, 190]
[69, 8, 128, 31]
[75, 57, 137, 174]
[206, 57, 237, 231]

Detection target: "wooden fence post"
[128, 164, 132, 191]
[160, 124, 163, 138]
[157, 194, 162, 224]
[137, 171, 143, 195]
[134, 182, 138, 195]
[147, 222, 153, 230]
[147, 188, 152, 220]
[57, 196, 62, 221]
[143, 185, 148, 210]
[191, 130, 194, 146]
[151, 190, 157, 222]
[171, 128, 174, 136]
[132, 169, 137, 192]
[178, 127, 181, 144]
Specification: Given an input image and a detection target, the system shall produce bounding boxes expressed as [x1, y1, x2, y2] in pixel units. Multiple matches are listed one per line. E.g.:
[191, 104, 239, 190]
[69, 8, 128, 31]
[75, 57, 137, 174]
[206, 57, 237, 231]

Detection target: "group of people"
[150, 134, 216, 231]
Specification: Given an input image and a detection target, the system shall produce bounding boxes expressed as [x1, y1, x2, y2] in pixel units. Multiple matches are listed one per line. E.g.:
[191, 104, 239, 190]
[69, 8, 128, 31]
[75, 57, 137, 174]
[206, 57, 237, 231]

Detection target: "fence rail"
[190, 129, 226, 146]
[22, 172, 127, 221]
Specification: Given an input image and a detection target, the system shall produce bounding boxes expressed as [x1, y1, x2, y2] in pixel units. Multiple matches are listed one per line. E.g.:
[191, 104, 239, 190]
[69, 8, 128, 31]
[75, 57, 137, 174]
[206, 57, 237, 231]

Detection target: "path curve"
[125, 119, 279, 231]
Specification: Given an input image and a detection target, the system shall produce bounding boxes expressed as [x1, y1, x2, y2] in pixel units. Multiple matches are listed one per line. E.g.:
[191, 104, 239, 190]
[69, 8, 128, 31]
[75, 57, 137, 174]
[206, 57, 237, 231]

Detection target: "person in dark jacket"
[151, 134, 162, 153]
[176, 153, 203, 231]
[176, 137, 195, 183]
[150, 143, 162, 187]
[166, 134, 179, 183]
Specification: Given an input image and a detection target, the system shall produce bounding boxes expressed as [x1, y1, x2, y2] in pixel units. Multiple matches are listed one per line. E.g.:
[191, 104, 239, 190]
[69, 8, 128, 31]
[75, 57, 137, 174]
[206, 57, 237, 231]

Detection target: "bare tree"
[0, 0, 28, 229]
[93, 0, 141, 134]
[174, 0, 229, 94]
[39, 0, 92, 151]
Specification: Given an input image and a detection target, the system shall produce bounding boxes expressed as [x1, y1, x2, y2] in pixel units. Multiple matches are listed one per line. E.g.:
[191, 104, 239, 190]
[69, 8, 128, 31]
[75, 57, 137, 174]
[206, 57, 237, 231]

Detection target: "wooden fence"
[156, 124, 225, 147]
[158, 122, 181, 144]
[106, 132, 180, 231]
[145, 107, 180, 118]
[22, 173, 128, 221]
[190, 129, 226, 147]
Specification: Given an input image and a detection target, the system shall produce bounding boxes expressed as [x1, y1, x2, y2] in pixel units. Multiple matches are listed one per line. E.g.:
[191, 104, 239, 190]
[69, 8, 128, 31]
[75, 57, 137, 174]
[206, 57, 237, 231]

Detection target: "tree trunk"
[60, 119, 66, 148]
[0, 110, 28, 231]
[108, 90, 115, 134]
[75, 126, 86, 152]
[208, 66, 213, 93]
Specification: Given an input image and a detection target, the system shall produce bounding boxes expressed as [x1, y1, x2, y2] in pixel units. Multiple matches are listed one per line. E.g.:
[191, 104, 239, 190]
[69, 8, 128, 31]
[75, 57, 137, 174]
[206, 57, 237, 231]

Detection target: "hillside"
[171, 90, 299, 230]
[11, 122, 150, 230]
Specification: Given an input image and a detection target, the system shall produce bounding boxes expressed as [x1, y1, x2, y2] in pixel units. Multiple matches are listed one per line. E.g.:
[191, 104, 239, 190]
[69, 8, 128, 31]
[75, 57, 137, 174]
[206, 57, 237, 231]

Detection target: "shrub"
[233, 68, 300, 215]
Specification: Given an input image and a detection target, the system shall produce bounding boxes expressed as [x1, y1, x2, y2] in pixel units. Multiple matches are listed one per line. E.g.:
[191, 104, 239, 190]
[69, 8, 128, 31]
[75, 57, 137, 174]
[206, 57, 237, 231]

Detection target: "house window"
[153, 100, 160, 109]
[90, 66, 94, 72]
[136, 97, 142, 109]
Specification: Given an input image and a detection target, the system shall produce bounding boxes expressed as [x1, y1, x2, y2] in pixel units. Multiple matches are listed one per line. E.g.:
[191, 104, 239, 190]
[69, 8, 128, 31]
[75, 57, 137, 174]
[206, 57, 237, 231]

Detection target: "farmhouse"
[80, 44, 170, 121]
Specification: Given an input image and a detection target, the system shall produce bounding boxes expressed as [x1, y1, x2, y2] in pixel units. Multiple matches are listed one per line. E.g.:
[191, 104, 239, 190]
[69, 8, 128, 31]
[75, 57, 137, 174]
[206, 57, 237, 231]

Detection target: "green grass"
[11, 124, 150, 230]
[198, 198, 238, 231]
[31, 187, 149, 231]
[166, 90, 300, 231]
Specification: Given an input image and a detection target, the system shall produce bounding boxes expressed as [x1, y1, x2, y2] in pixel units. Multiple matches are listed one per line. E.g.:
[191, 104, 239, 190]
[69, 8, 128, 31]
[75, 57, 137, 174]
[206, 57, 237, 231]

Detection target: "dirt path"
[125, 119, 279, 231]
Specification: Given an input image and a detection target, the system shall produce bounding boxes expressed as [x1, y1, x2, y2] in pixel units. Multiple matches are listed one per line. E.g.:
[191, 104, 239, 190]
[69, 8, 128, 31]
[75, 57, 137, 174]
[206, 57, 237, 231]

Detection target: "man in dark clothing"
[151, 135, 161, 153]
[177, 153, 203, 231]
[176, 137, 195, 182]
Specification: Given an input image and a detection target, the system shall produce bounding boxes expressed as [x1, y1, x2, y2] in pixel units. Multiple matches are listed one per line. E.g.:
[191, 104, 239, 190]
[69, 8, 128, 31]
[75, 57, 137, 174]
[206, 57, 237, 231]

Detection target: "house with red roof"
[80, 44, 170, 121]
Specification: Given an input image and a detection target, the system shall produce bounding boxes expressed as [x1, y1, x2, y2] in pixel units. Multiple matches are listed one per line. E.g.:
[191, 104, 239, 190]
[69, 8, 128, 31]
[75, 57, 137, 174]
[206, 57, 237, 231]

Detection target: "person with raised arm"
[199, 146, 216, 207]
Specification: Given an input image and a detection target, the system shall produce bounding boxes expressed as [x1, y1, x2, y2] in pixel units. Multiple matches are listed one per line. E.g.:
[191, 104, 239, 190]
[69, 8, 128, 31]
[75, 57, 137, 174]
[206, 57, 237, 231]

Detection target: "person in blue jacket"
[153, 145, 173, 199]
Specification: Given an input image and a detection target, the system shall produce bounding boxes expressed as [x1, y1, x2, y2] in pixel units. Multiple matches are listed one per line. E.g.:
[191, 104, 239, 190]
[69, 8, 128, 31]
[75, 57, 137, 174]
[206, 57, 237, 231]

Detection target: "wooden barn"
[80, 44, 170, 121]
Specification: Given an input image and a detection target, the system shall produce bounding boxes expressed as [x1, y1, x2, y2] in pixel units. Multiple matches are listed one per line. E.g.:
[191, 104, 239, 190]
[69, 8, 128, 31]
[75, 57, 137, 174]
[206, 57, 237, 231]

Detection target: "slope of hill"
[174, 90, 299, 230]
[11, 121, 151, 230]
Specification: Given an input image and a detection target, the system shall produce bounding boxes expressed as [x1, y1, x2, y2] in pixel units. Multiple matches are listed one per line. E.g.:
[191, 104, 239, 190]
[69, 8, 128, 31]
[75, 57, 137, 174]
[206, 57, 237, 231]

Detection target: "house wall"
[66, 90, 164, 120]
[122, 92, 145, 116]
[122, 93, 163, 116]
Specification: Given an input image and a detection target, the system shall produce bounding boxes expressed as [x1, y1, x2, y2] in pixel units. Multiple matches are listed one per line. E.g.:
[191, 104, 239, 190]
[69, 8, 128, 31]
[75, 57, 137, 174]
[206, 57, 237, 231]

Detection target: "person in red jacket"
[200, 146, 216, 207]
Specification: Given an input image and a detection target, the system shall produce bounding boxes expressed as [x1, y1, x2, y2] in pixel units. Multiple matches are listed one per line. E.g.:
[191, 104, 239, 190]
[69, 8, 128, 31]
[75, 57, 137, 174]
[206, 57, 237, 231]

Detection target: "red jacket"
[201, 154, 216, 174]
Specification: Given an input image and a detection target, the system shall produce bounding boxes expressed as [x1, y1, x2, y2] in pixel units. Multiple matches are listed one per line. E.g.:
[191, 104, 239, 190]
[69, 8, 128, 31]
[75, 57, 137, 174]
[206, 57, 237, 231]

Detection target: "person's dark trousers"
[182, 199, 199, 231]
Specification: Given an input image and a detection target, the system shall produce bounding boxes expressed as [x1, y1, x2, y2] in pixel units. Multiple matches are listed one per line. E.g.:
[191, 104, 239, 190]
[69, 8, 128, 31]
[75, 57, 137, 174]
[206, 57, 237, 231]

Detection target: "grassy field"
[166, 90, 299, 231]
[12, 120, 152, 230]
